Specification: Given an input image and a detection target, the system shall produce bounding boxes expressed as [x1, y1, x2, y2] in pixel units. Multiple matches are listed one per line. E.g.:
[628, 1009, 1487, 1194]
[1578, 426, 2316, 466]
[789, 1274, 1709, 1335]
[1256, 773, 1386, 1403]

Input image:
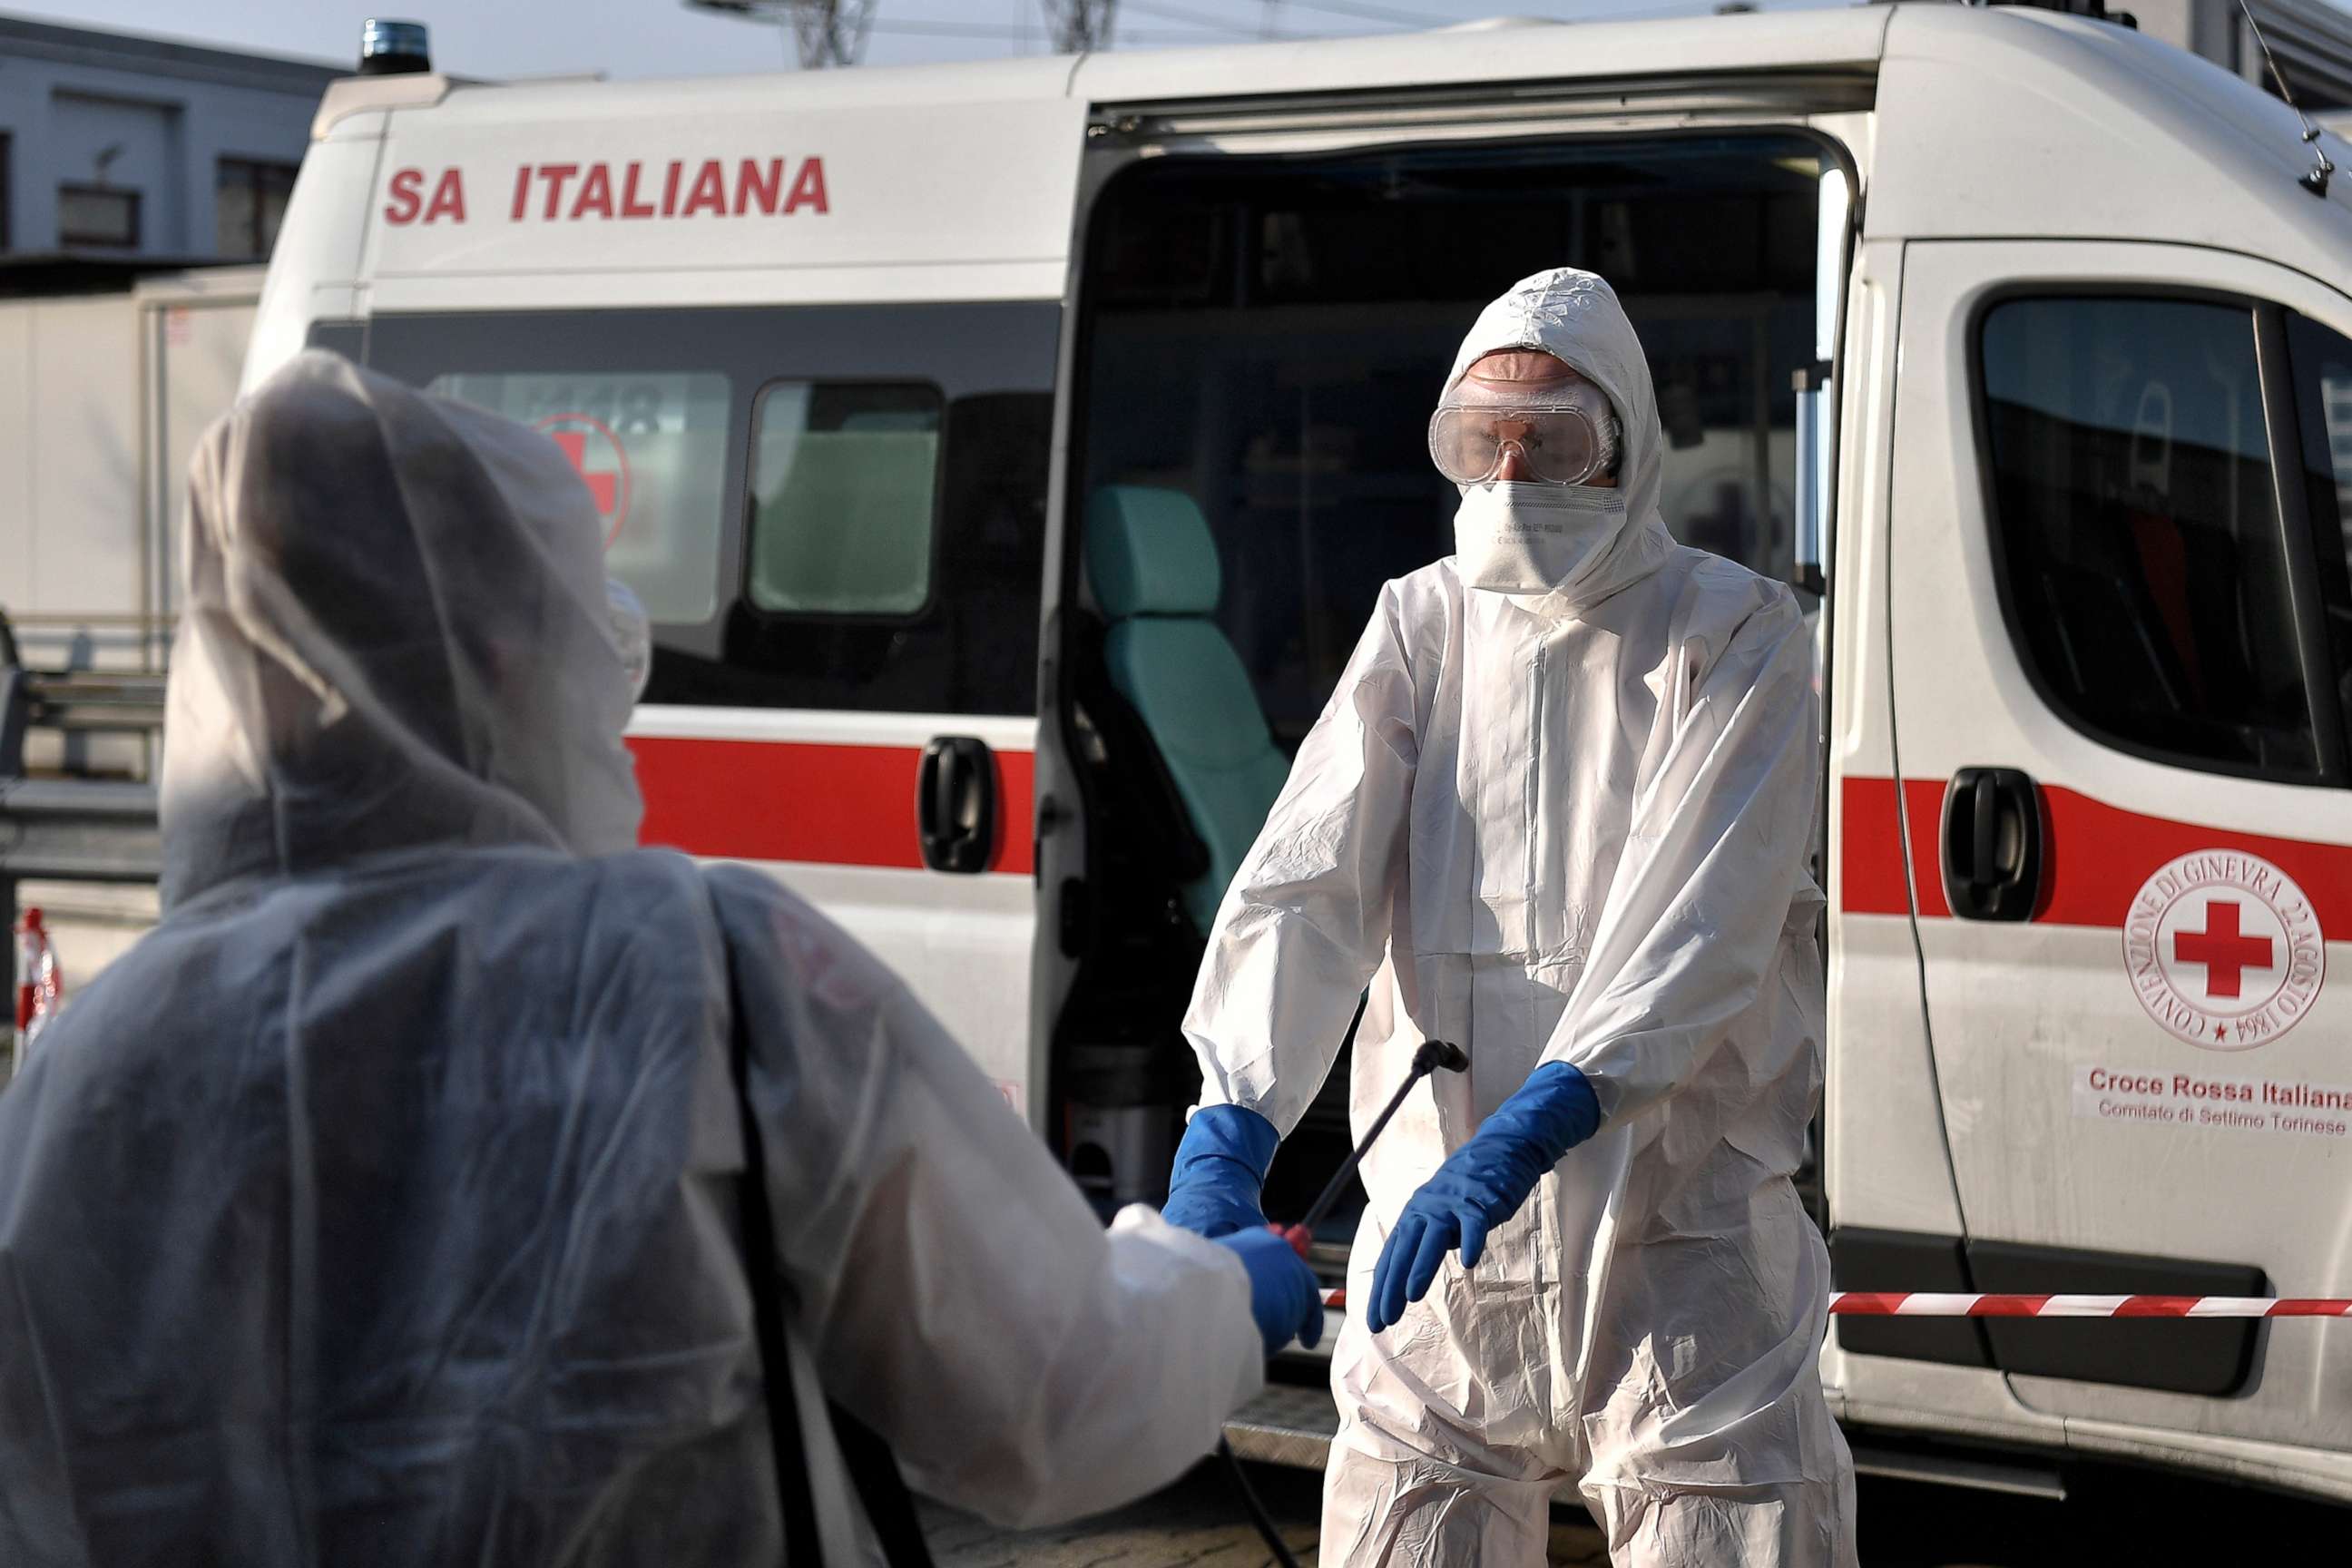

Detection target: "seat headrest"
[1085, 485, 1220, 620]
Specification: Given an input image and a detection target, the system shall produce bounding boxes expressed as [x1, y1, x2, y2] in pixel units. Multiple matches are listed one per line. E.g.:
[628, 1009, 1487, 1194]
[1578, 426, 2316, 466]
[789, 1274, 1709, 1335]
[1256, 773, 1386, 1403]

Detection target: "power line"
[686, 0, 1424, 54]
[1122, 0, 1419, 36]
[1569, 0, 1723, 22]
[1291, 0, 1714, 24]
[682, 0, 878, 65]
[1276, 0, 1452, 25]
[1121, 0, 1272, 33]
[848, 13, 1355, 43]
[859, 16, 1057, 36]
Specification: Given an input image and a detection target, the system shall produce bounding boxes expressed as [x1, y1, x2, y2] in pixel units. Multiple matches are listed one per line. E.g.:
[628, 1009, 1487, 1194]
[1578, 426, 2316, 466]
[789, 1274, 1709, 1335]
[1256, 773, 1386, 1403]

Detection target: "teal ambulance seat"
[1085, 485, 1292, 935]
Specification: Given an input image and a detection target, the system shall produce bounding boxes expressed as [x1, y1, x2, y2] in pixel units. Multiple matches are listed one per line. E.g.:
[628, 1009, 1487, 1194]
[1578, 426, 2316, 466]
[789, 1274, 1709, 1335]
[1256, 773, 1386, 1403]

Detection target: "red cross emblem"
[533, 413, 632, 549]
[2124, 850, 2324, 1052]
[2171, 900, 2274, 999]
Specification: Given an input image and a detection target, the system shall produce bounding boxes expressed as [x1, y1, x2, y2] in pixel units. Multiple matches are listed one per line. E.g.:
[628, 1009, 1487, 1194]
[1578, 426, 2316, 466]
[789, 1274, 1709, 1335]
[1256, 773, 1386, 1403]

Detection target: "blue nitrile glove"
[1366, 1062, 1602, 1333]
[1161, 1102, 1279, 1239]
[1211, 1226, 1326, 1356]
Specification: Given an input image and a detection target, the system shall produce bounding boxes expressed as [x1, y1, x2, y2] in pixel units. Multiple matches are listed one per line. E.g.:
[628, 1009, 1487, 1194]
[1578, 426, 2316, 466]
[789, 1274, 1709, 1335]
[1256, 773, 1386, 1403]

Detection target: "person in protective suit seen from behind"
[0, 350, 1324, 1566]
[1162, 270, 1857, 1567]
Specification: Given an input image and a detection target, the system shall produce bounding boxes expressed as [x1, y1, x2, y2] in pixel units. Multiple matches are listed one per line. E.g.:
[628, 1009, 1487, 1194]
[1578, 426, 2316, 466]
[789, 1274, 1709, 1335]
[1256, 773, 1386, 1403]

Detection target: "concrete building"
[0, 11, 340, 270]
[2138, 0, 2352, 106]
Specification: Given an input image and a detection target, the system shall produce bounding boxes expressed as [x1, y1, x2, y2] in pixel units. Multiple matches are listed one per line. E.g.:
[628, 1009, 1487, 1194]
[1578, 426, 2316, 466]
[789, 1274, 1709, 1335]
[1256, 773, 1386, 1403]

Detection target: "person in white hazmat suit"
[1161, 270, 1857, 1566]
[0, 350, 1324, 1566]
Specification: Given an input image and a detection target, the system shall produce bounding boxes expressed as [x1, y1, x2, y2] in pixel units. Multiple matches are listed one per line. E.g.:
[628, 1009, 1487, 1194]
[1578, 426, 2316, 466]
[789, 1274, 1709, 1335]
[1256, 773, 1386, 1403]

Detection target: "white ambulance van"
[240, 4, 2352, 1502]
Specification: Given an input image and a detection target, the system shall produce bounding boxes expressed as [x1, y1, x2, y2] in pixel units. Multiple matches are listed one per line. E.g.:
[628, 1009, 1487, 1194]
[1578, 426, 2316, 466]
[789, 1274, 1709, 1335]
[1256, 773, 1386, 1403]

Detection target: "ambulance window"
[748, 383, 943, 616]
[426, 369, 732, 624]
[2285, 313, 2352, 749]
[1979, 296, 2319, 778]
[310, 300, 1058, 716]
[723, 387, 1052, 714]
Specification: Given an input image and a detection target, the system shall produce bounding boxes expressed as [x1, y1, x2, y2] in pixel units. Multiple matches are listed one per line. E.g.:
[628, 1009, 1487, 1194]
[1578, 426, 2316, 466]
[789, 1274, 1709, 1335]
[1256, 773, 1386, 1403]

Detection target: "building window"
[217, 158, 299, 260]
[58, 183, 139, 249]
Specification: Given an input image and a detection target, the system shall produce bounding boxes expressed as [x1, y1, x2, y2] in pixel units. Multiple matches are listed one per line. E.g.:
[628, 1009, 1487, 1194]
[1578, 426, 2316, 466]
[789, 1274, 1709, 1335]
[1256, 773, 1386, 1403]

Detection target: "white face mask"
[1451, 481, 1628, 594]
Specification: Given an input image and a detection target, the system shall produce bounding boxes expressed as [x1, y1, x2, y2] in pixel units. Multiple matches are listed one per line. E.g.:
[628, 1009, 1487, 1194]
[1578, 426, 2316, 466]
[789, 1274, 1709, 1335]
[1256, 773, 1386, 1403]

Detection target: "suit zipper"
[1524, 640, 1544, 958]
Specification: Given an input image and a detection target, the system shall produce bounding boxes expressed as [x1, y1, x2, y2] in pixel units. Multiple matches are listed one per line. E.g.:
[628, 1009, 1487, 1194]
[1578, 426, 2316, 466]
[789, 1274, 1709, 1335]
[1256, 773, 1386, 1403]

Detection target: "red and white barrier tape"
[1316, 1289, 2352, 1317]
[1827, 1292, 2352, 1318]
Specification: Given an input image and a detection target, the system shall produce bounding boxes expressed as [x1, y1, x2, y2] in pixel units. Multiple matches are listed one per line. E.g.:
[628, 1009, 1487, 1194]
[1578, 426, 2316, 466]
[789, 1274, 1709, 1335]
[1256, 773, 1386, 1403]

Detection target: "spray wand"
[1218, 1038, 1469, 1567]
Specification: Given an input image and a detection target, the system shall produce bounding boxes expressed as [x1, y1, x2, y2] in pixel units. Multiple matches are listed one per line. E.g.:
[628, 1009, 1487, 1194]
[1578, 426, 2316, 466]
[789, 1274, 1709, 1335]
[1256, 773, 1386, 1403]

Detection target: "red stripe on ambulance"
[1839, 776, 2352, 938]
[1838, 775, 1915, 917]
[628, 735, 1034, 876]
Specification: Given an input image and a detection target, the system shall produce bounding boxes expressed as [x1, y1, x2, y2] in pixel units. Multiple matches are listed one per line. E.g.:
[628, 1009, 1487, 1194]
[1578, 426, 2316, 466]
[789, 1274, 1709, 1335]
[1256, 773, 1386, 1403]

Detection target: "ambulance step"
[1222, 1381, 1340, 1471]
[1847, 1442, 2066, 1502]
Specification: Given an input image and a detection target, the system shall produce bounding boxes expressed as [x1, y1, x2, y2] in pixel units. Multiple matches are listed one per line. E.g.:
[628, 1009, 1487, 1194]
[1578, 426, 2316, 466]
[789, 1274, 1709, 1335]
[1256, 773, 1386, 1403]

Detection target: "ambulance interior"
[1054, 132, 1841, 1261]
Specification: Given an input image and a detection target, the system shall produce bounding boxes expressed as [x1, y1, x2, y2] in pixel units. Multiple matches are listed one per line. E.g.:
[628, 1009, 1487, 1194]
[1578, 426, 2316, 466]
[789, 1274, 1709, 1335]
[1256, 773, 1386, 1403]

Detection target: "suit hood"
[160, 350, 643, 906]
[1444, 268, 1675, 610]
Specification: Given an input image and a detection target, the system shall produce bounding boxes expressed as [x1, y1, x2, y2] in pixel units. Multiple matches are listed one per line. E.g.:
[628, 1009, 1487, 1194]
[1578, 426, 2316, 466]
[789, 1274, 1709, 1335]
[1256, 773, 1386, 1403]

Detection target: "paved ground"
[920, 1457, 1606, 1567]
[921, 1451, 2351, 1565]
[920, 1462, 1325, 1568]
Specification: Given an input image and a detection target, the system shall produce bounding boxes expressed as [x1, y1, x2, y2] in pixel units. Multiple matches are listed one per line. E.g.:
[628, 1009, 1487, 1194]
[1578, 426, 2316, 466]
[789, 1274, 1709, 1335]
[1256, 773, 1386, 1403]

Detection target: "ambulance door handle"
[917, 736, 997, 876]
[1939, 767, 2042, 922]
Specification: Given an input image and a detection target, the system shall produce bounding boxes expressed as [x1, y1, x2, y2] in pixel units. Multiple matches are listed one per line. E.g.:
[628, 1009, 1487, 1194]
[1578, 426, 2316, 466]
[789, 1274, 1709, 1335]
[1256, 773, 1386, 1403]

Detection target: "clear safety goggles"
[1426, 405, 1604, 487]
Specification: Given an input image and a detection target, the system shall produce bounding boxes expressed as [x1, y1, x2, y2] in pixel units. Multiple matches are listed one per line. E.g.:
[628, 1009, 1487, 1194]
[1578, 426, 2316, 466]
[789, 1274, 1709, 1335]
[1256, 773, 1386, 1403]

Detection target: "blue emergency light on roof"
[358, 19, 432, 76]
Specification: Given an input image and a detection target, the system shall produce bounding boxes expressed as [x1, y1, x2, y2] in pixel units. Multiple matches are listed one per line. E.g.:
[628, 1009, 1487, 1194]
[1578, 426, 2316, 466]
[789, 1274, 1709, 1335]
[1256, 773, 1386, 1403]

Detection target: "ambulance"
[233, 1, 2352, 1504]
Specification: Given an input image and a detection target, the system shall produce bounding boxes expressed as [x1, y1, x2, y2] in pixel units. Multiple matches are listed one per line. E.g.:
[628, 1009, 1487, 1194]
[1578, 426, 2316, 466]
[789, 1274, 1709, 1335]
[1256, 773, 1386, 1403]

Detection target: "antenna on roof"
[2236, 0, 2336, 197]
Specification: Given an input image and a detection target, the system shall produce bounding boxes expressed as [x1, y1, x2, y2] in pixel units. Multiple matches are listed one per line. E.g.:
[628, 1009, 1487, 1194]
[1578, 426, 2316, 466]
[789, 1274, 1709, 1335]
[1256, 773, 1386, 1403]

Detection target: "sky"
[7, 0, 1796, 80]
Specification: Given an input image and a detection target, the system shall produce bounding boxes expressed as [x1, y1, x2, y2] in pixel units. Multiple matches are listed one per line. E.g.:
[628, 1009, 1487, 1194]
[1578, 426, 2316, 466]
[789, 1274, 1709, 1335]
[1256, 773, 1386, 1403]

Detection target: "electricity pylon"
[1043, 0, 1117, 52]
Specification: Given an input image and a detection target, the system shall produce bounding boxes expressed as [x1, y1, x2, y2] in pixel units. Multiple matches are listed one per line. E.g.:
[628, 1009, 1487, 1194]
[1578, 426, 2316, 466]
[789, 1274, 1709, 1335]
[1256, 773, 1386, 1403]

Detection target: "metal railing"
[0, 620, 168, 1085]
[0, 661, 165, 877]
[0, 629, 167, 1075]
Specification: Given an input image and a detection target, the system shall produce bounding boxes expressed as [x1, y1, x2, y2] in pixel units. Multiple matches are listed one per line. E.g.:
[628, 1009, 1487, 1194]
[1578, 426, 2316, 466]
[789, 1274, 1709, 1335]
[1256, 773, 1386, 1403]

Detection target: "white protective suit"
[0, 351, 1264, 1565]
[1183, 270, 1857, 1566]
